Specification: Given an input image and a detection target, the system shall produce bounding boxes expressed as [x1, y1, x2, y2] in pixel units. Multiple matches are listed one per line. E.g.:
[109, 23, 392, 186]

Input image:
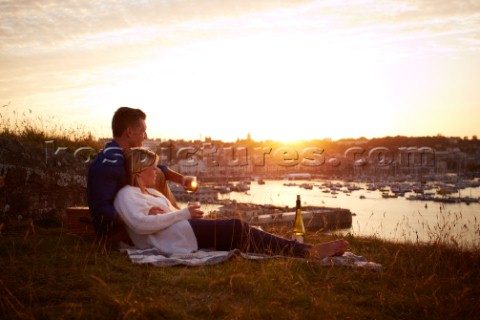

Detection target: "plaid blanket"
[121, 247, 383, 271]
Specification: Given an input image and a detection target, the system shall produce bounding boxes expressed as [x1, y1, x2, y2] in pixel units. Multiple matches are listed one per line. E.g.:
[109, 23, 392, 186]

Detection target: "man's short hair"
[112, 107, 146, 138]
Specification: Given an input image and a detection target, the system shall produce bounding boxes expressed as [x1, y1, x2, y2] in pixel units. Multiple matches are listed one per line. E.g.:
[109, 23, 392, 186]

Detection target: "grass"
[0, 107, 101, 150]
[1, 225, 479, 320]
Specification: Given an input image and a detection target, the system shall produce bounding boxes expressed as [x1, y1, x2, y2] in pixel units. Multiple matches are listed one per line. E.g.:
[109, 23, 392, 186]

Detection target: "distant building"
[285, 173, 312, 180]
[143, 140, 161, 151]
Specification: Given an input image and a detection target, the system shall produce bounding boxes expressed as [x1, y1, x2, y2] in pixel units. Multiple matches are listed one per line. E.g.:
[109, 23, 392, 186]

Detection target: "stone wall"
[0, 137, 90, 224]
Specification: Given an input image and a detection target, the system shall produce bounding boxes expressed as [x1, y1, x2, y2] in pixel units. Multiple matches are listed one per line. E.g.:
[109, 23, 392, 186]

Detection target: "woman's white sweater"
[114, 185, 198, 254]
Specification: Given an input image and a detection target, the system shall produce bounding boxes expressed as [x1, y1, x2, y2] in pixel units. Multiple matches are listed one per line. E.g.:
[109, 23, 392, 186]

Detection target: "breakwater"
[214, 202, 352, 231]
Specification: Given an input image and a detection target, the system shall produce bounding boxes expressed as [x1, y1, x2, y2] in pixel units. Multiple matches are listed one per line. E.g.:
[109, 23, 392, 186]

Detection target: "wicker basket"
[64, 206, 95, 237]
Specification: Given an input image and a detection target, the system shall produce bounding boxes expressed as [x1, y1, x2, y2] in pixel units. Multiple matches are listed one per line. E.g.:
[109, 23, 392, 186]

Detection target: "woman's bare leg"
[307, 240, 349, 260]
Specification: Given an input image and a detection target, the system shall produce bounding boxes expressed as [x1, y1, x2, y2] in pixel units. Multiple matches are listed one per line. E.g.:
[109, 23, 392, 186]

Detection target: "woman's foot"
[308, 239, 349, 260]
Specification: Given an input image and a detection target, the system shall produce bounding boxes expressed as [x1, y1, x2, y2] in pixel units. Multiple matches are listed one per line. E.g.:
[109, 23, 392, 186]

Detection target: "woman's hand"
[187, 203, 204, 219]
[148, 206, 166, 215]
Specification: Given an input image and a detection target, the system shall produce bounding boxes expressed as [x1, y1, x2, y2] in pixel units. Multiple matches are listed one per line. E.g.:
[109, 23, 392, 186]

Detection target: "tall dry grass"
[0, 107, 101, 150]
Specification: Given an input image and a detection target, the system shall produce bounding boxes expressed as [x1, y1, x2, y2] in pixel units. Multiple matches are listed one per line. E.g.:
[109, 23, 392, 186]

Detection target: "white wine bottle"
[292, 195, 305, 242]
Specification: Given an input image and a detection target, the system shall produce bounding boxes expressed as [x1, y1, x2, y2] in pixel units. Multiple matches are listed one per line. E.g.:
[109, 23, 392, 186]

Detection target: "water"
[202, 180, 480, 249]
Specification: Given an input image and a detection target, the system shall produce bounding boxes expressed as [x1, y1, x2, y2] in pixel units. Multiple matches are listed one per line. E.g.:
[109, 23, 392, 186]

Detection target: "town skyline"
[135, 134, 480, 179]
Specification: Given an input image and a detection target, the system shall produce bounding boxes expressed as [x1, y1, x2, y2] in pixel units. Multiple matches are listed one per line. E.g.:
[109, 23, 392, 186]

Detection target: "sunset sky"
[1, 0, 479, 142]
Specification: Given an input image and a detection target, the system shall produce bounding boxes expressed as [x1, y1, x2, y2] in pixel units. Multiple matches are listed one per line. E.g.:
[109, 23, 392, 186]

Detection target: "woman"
[114, 148, 348, 260]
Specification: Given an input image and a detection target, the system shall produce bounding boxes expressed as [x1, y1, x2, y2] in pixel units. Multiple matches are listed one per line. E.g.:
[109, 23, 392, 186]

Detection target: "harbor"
[173, 177, 480, 249]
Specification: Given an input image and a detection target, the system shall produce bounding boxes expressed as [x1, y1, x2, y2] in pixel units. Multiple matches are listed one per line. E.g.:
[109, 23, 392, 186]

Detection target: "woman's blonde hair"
[125, 148, 159, 189]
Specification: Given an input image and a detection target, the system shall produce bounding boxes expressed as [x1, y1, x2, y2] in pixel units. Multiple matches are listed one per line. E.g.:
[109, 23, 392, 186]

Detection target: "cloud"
[0, 0, 312, 52]
[0, 0, 318, 102]
[0, 0, 136, 52]
[2, 0, 479, 60]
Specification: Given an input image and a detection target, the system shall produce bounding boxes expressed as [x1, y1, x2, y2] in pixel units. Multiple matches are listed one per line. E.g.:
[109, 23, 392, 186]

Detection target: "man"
[87, 107, 186, 238]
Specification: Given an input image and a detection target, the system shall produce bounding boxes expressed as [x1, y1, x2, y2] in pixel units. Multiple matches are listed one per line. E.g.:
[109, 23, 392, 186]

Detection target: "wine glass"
[184, 176, 199, 193]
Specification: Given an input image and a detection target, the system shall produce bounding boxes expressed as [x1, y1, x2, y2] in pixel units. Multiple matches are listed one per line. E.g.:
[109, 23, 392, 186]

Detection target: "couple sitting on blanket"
[87, 107, 348, 262]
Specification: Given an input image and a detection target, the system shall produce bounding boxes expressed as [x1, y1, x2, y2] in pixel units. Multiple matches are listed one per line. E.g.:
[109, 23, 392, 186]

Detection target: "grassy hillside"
[1, 226, 479, 320]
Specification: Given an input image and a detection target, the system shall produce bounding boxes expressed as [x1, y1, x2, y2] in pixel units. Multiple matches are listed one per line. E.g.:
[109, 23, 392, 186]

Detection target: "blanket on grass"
[121, 247, 383, 271]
